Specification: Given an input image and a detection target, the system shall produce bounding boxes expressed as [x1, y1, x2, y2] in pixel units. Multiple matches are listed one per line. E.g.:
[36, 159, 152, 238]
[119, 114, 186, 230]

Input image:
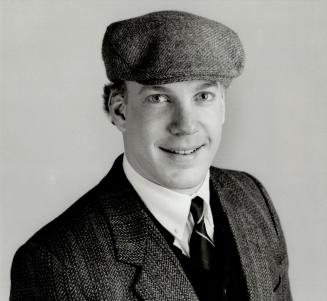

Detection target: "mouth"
[159, 145, 203, 155]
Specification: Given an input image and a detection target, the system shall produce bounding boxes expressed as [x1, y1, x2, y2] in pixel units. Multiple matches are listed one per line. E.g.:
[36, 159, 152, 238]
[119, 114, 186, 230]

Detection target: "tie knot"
[190, 196, 204, 224]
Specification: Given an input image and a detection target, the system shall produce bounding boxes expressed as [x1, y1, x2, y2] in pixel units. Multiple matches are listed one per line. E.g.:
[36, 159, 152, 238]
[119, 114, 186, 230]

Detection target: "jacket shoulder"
[211, 165, 288, 250]
[14, 155, 128, 266]
[10, 156, 140, 300]
[210, 165, 263, 192]
[210, 166, 283, 238]
[18, 179, 113, 267]
[210, 166, 269, 196]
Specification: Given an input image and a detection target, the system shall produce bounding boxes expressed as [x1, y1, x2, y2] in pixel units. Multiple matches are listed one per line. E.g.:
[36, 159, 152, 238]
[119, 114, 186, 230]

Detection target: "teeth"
[172, 149, 195, 155]
[165, 147, 200, 155]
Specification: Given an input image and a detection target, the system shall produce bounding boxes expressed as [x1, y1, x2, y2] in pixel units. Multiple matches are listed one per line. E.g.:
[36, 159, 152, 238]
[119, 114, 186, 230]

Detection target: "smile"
[160, 145, 203, 155]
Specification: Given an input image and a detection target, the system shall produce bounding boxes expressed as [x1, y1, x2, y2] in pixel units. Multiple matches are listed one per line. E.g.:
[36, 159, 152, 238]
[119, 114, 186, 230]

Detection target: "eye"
[146, 94, 170, 103]
[195, 92, 214, 102]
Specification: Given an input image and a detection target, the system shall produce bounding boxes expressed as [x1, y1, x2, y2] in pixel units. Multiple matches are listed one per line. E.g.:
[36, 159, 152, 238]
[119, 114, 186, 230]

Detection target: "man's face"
[113, 80, 225, 195]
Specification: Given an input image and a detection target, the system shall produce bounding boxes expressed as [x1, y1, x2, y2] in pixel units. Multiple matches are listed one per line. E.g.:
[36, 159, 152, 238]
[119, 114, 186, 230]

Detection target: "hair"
[102, 80, 126, 114]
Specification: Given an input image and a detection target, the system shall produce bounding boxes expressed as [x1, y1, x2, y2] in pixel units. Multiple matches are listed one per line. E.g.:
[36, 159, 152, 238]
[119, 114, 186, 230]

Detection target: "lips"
[159, 145, 203, 155]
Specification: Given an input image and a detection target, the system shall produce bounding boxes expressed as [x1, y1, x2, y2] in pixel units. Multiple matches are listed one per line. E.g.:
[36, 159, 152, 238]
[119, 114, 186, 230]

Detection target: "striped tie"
[189, 196, 215, 271]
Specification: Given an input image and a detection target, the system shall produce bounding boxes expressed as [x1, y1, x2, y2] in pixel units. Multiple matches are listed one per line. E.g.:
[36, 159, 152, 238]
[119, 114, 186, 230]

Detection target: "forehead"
[126, 80, 220, 95]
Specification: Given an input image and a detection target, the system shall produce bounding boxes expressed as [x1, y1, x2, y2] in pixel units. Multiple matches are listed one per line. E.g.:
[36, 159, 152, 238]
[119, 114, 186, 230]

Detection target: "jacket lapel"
[99, 156, 198, 301]
[210, 168, 274, 301]
[133, 226, 198, 301]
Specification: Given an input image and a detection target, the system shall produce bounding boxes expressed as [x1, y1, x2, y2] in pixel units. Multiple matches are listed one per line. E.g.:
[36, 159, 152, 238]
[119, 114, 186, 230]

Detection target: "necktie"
[189, 196, 215, 271]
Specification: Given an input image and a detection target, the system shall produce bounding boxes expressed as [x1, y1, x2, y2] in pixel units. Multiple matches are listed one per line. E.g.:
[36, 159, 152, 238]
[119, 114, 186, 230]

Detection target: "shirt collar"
[123, 155, 210, 240]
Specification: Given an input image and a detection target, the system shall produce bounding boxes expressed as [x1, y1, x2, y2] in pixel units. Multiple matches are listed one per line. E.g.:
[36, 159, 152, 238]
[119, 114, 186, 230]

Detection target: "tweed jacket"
[10, 155, 292, 301]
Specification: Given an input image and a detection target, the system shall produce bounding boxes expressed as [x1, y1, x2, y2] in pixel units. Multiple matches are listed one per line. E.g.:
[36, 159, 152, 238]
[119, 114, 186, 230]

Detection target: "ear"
[109, 92, 127, 132]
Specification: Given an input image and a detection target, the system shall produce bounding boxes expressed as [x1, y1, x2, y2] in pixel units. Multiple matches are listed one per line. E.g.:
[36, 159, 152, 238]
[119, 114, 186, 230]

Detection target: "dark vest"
[143, 181, 248, 301]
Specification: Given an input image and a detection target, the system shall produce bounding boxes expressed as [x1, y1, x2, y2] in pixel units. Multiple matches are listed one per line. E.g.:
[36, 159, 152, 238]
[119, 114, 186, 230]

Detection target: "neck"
[170, 183, 203, 196]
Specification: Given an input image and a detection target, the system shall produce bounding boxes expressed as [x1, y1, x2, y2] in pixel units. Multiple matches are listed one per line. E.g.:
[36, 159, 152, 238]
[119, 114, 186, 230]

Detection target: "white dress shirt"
[123, 155, 214, 257]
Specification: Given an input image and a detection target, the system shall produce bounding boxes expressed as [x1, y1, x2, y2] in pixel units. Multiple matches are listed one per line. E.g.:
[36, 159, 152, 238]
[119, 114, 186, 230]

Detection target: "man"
[10, 10, 292, 300]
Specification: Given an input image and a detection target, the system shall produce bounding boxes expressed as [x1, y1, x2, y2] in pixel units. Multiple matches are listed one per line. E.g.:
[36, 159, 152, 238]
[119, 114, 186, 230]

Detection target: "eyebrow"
[138, 85, 171, 95]
[138, 80, 219, 95]
[195, 81, 219, 90]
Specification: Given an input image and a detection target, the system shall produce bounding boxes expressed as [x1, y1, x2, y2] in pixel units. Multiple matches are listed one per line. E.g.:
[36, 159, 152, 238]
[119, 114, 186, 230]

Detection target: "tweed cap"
[102, 10, 245, 86]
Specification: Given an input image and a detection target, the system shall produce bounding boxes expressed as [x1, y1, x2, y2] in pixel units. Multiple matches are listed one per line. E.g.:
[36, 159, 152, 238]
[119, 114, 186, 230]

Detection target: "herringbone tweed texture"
[102, 11, 245, 86]
[10, 155, 292, 300]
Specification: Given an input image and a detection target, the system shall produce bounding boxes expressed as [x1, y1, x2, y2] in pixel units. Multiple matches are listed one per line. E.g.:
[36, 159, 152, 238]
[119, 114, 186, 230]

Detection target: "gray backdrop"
[1, 0, 327, 300]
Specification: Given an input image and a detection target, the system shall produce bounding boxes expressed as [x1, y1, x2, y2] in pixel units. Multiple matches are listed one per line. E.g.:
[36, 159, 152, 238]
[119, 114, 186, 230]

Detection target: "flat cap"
[102, 10, 245, 86]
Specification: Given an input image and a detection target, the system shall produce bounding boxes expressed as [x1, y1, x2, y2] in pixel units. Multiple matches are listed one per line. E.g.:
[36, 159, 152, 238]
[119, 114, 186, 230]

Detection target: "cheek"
[202, 105, 224, 133]
[125, 110, 166, 148]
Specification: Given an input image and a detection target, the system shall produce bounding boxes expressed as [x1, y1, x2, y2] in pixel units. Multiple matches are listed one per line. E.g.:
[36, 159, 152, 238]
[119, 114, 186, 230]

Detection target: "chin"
[162, 173, 206, 192]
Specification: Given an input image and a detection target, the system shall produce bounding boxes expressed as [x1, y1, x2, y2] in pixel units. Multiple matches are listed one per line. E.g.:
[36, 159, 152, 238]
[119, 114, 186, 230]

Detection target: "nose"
[168, 102, 198, 136]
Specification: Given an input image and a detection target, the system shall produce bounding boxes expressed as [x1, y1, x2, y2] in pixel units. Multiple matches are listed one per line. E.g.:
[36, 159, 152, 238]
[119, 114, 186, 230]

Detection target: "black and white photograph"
[1, 1, 327, 300]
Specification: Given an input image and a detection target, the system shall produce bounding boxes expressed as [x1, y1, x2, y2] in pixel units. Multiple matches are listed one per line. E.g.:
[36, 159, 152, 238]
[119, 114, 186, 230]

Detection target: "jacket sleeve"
[244, 172, 293, 301]
[10, 242, 86, 301]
